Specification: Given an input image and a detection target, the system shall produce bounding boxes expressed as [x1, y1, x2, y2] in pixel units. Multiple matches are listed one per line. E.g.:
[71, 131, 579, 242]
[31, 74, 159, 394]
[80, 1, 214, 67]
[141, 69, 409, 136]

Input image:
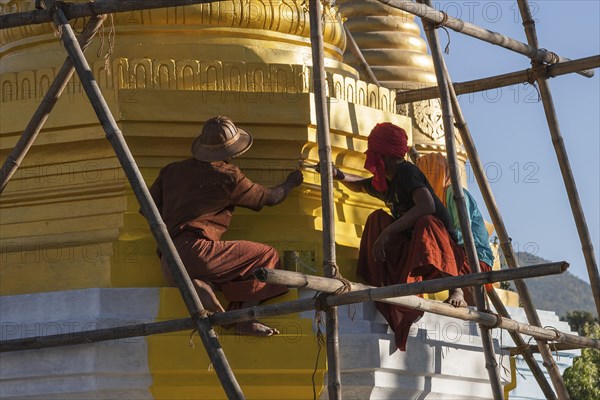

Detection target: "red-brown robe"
[357, 209, 491, 351]
[149, 158, 287, 309]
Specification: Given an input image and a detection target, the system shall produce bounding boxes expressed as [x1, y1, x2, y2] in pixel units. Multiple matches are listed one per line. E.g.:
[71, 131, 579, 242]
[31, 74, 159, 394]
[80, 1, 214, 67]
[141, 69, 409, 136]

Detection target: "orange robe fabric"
[149, 158, 288, 309]
[357, 209, 490, 351]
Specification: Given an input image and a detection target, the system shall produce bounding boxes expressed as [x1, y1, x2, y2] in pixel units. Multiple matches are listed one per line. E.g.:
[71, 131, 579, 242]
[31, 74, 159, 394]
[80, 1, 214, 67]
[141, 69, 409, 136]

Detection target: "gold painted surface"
[1, 0, 345, 62]
[0, 2, 510, 396]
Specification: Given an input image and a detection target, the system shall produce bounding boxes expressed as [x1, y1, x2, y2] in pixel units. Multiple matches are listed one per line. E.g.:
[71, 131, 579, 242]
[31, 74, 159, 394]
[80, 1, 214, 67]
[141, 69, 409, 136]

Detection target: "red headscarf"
[364, 123, 409, 192]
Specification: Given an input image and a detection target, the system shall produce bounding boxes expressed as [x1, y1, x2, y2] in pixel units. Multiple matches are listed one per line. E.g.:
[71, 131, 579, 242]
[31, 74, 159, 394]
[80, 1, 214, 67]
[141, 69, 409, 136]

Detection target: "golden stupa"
[0, 1, 514, 398]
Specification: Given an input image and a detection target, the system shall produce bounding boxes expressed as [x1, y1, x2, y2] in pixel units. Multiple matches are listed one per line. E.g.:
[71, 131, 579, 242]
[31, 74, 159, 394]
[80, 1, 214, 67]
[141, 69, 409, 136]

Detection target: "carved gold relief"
[0, 58, 397, 113]
[413, 99, 444, 141]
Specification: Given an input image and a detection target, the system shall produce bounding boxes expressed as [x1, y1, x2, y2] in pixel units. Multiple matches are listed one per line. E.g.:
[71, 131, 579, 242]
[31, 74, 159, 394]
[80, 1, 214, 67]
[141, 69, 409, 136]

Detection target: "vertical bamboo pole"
[447, 74, 563, 400]
[418, 0, 572, 392]
[418, 1, 503, 397]
[518, 0, 600, 324]
[442, 65, 558, 399]
[0, 15, 106, 194]
[308, 0, 342, 398]
[487, 289, 556, 399]
[52, 9, 244, 399]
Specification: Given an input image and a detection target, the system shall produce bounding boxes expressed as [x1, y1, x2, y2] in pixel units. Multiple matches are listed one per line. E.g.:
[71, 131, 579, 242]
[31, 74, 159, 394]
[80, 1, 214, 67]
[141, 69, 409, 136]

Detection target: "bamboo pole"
[444, 48, 567, 400]
[418, 2, 503, 396]
[397, 55, 600, 104]
[253, 269, 599, 350]
[0, 16, 106, 194]
[509, 342, 589, 356]
[6, 261, 599, 354]
[422, 17, 560, 396]
[512, 2, 592, 397]
[0, 0, 220, 29]
[254, 261, 569, 297]
[343, 25, 380, 86]
[308, 0, 341, 398]
[51, 9, 244, 399]
[255, 261, 567, 293]
[374, 0, 593, 78]
[0, 317, 194, 353]
[487, 289, 556, 399]
[518, 0, 600, 330]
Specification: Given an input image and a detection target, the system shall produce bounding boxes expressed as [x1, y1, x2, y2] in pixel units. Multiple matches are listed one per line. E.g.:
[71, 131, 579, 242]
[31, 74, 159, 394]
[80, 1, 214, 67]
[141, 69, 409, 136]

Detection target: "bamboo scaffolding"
[442, 42, 567, 400]
[487, 289, 556, 399]
[397, 55, 600, 104]
[7, 261, 599, 354]
[375, 0, 593, 78]
[418, 2, 503, 396]
[518, 0, 600, 327]
[0, 16, 105, 194]
[308, 0, 341, 397]
[253, 268, 599, 350]
[1, 0, 591, 77]
[51, 9, 244, 399]
[418, 15, 562, 395]
[343, 25, 380, 86]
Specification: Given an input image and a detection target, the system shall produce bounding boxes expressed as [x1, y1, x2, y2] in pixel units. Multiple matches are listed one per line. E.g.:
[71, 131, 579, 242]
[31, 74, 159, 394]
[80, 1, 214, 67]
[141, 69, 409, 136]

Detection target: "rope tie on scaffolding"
[187, 309, 213, 348]
[330, 263, 357, 319]
[425, 11, 451, 54]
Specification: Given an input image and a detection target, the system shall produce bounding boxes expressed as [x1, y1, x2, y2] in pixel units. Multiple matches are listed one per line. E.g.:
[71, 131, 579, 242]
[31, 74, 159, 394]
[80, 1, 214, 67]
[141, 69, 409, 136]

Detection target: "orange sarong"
[357, 209, 489, 351]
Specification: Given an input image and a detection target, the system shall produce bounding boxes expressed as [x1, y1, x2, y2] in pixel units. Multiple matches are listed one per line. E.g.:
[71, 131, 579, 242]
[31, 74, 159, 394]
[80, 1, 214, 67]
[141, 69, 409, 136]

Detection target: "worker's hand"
[315, 162, 345, 180]
[373, 230, 390, 263]
[285, 169, 304, 187]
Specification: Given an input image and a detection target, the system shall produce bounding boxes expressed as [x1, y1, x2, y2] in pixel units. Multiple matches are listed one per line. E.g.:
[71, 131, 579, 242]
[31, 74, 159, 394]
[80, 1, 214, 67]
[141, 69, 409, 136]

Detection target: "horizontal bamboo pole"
[376, 0, 593, 78]
[254, 261, 568, 293]
[508, 342, 588, 356]
[0, 0, 219, 29]
[0, 318, 193, 352]
[398, 55, 600, 104]
[255, 267, 599, 351]
[3, 262, 598, 353]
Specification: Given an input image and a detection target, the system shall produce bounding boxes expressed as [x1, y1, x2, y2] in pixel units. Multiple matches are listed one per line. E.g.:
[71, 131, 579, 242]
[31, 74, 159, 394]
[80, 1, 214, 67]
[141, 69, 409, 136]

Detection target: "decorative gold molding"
[0, 0, 345, 54]
[0, 58, 397, 112]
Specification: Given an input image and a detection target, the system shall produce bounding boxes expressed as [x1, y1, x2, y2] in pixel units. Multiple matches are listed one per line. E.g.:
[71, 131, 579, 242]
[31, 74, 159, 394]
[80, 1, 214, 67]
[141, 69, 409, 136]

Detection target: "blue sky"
[415, 1, 599, 283]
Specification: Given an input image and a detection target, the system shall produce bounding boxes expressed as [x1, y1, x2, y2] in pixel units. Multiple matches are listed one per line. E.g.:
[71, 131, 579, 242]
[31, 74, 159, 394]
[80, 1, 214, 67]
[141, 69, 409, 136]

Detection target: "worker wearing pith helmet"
[147, 116, 303, 336]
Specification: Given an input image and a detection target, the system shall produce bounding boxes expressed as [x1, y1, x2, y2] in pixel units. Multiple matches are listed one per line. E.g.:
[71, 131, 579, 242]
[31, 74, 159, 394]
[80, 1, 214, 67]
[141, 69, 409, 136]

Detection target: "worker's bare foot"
[235, 320, 280, 337]
[192, 279, 225, 313]
[444, 288, 468, 308]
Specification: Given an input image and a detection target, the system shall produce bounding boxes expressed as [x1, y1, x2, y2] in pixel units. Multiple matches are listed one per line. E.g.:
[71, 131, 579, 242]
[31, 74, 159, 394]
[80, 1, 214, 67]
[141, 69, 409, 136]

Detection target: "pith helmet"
[191, 116, 253, 162]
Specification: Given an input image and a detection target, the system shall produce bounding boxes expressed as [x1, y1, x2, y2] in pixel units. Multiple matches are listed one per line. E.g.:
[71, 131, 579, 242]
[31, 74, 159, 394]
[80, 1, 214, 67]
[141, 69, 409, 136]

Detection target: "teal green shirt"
[445, 187, 494, 267]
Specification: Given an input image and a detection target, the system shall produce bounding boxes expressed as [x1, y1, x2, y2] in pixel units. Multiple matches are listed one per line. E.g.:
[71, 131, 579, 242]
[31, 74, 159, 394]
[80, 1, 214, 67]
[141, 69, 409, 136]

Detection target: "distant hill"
[501, 252, 597, 318]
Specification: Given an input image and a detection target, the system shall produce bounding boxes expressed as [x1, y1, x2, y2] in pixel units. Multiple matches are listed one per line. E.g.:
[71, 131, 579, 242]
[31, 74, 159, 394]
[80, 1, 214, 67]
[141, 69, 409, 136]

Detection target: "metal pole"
[52, 9, 244, 399]
[397, 55, 600, 104]
[0, 15, 106, 194]
[418, 1, 503, 396]
[308, 0, 342, 398]
[375, 0, 593, 78]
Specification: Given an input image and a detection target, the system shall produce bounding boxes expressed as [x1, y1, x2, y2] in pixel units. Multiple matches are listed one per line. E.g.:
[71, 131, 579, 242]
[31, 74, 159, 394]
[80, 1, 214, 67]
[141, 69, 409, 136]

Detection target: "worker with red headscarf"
[331, 122, 487, 351]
